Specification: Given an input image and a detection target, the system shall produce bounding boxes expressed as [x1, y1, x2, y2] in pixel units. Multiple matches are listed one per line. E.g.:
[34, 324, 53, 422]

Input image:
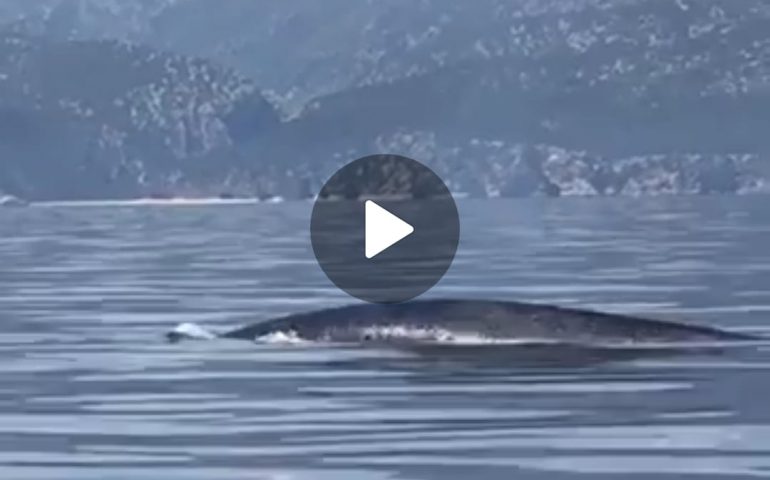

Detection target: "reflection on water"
[1, 197, 770, 479]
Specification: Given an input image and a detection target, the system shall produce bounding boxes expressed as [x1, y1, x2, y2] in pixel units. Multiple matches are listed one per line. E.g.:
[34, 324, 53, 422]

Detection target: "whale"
[166, 299, 756, 346]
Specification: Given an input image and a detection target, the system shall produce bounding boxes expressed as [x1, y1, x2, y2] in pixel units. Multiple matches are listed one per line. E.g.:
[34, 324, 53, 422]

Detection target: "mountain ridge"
[1, 0, 769, 200]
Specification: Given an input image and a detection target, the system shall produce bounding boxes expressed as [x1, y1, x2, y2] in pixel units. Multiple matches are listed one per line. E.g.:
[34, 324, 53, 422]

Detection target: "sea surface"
[1, 197, 770, 480]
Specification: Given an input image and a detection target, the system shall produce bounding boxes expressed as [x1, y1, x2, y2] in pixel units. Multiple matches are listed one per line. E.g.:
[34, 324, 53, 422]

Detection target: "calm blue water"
[1, 197, 770, 479]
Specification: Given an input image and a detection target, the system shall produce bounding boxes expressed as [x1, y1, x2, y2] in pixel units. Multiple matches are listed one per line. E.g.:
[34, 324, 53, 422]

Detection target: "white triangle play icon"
[365, 200, 414, 259]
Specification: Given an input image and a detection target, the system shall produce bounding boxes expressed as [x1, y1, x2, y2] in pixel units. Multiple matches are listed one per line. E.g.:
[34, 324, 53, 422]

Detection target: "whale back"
[221, 299, 754, 344]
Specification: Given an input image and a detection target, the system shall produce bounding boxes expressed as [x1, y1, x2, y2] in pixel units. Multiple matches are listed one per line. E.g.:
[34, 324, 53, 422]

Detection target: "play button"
[310, 154, 460, 304]
[365, 200, 414, 259]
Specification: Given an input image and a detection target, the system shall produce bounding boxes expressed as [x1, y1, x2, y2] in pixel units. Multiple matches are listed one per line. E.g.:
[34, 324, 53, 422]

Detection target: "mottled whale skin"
[186, 299, 754, 345]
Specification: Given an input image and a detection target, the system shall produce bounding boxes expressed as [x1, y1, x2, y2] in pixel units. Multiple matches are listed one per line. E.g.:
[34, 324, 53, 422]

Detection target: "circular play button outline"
[310, 154, 460, 304]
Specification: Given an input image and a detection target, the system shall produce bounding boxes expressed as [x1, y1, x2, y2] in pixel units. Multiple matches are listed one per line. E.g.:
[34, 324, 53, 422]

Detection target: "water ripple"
[1, 199, 769, 479]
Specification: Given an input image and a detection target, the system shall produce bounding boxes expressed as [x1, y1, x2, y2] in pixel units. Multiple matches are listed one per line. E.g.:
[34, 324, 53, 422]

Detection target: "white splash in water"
[169, 323, 217, 340]
[359, 325, 458, 342]
[354, 325, 576, 346]
[255, 330, 308, 345]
